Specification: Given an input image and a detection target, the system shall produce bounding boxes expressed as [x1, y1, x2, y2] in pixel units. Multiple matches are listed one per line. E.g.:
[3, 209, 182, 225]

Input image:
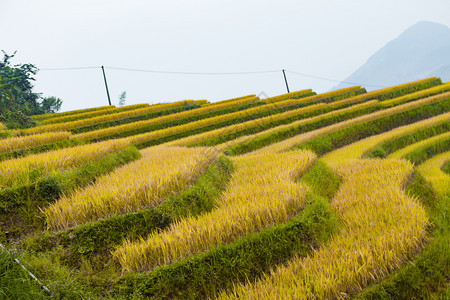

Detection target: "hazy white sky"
[1, 0, 449, 111]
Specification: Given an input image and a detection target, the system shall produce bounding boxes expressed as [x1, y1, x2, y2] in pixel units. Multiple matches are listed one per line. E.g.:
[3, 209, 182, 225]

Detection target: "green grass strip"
[90, 102, 265, 141]
[364, 122, 450, 158]
[31, 105, 114, 121]
[41, 104, 150, 125]
[0, 146, 141, 212]
[352, 171, 450, 299]
[0, 139, 85, 162]
[0, 147, 141, 241]
[402, 138, 450, 165]
[224, 105, 380, 156]
[113, 161, 341, 300]
[191, 90, 366, 147]
[376, 77, 442, 101]
[93, 90, 363, 145]
[27, 157, 233, 267]
[71, 104, 202, 134]
[297, 99, 449, 155]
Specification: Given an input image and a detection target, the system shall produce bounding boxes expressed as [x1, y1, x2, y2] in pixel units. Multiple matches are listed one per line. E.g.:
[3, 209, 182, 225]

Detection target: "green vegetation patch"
[192, 89, 366, 147]
[89, 102, 265, 141]
[377, 77, 443, 101]
[224, 105, 379, 156]
[0, 250, 46, 299]
[364, 122, 450, 158]
[71, 103, 202, 134]
[0, 146, 141, 240]
[297, 99, 449, 156]
[442, 161, 450, 174]
[402, 137, 450, 165]
[300, 160, 342, 199]
[0, 138, 84, 162]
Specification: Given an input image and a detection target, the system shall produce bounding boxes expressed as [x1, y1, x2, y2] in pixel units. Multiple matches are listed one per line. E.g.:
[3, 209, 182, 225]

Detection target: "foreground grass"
[0, 250, 46, 299]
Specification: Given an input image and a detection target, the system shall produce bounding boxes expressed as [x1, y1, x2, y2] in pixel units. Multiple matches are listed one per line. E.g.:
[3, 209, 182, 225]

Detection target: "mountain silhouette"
[334, 21, 450, 91]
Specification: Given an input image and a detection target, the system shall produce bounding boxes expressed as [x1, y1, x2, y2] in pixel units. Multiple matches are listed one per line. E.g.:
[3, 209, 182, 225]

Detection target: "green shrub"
[442, 162, 450, 174]
[366, 146, 387, 158]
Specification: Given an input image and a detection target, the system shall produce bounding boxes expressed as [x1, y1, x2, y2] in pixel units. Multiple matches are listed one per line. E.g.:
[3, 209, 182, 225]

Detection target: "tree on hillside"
[119, 91, 127, 107]
[0, 51, 63, 128]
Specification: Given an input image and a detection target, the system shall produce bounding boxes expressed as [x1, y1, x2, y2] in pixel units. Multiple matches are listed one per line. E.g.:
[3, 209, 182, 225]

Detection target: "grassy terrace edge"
[296, 99, 449, 155]
[112, 160, 341, 299]
[25, 156, 234, 268]
[364, 122, 450, 158]
[0, 146, 141, 241]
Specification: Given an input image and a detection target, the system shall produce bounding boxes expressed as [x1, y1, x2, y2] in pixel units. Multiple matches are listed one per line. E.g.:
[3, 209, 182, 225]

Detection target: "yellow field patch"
[114, 149, 316, 272]
[219, 159, 428, 299]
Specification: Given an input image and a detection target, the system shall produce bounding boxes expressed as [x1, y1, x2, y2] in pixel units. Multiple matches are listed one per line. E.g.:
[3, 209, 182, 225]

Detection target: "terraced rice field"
[0, 77, 448, 299]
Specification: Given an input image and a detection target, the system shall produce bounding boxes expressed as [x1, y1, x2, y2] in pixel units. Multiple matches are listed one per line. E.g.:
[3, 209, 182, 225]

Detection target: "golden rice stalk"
[164, 103, 327, 147]
[416, 151, 450, 196]
[111, 96, 331, 146]
[253, 91, 449, 155]
[0, 131, 72, 154]
[324, 77, 439, 109]
[215, 100, 379, 151]
[202, 95, 256, 107]
[19, 100, 206, 135]
[113, 149, 316, 272]
[0, 139, 130, 190]
[381, 81, 450, 107]
[31, 105, 113, 120]
[44, 146, 218, 230]
[321, 112, 450, 168]
[219, 159, 428, 299]
[389, 131, 450, 159]
[72, 97, 260, 141]
[40, 103, 151, 125]
[262, 89, 317, 103]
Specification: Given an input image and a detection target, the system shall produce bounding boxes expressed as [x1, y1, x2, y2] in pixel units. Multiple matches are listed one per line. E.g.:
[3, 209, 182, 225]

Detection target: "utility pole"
[282, 69, 290, 93]
[101, 66, 112, 106]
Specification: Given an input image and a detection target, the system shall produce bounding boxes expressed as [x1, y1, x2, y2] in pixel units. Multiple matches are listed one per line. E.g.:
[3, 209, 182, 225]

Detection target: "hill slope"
[335, 21, 450, 90]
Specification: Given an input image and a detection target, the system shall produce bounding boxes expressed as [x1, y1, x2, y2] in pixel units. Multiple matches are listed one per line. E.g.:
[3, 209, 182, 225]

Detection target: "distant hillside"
[335, 21, 450, 91]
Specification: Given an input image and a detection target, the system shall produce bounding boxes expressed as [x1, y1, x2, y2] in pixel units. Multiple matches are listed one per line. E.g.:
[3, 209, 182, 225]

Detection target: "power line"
[285, 70, 386, 88]
[38, 65, 387, 88]
[104, 66, 281, 75]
